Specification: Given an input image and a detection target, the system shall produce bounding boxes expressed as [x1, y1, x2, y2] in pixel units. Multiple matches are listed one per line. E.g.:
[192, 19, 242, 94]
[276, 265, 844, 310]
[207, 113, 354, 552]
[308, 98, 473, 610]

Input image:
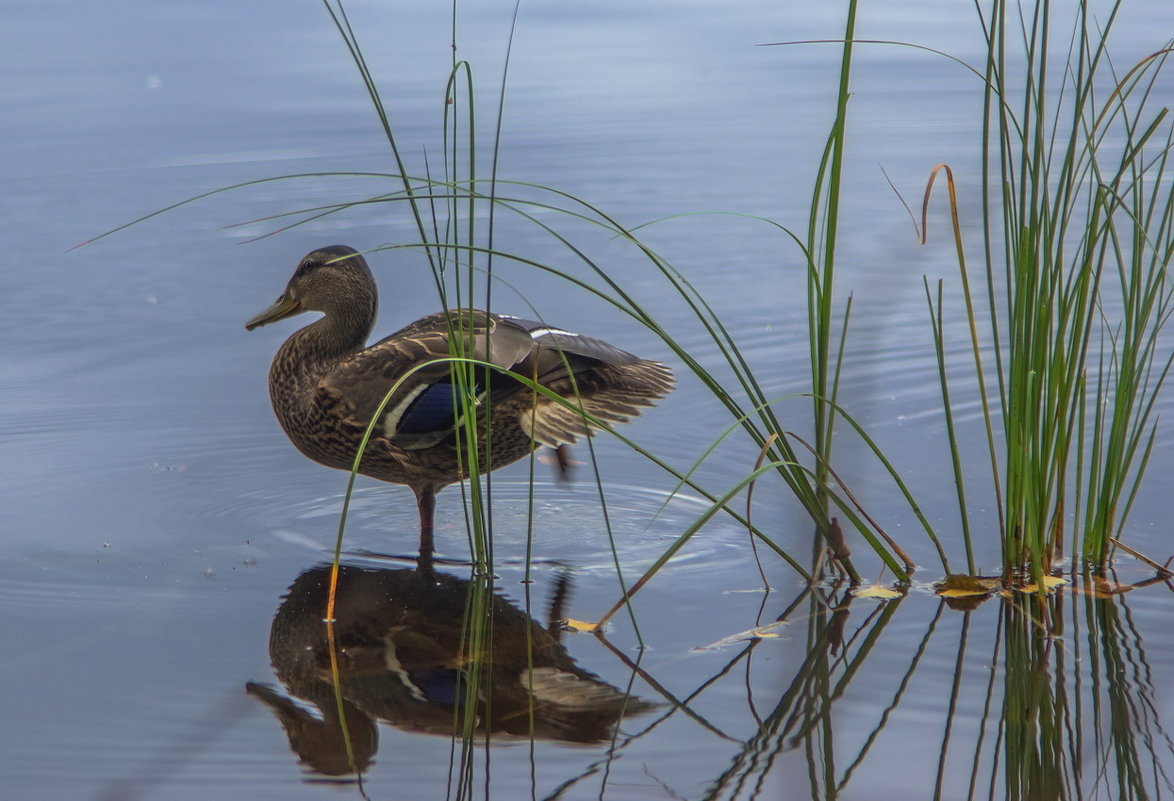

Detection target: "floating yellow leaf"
[854, 584, 901, 599]
[1016, 575, 1069, 594]
[564, 618, 600, 633]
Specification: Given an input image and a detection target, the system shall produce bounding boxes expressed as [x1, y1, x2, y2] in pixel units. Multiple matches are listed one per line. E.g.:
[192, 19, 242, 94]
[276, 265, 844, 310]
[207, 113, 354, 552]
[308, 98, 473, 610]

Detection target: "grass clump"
[928, 0, 1174, 579]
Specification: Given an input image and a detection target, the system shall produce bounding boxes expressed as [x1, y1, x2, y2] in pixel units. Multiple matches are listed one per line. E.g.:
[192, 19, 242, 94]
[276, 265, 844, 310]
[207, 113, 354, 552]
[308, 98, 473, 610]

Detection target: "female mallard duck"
[246, 245, 673, 556]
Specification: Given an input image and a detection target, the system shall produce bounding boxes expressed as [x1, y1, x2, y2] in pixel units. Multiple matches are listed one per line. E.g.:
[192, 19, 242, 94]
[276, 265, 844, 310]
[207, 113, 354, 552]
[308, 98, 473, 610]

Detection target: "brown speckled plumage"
[247, 245, 673, 557]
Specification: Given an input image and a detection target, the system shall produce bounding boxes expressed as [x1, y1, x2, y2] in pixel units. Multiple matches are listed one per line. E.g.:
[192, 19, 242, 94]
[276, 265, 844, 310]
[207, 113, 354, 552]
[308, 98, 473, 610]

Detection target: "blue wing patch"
[397, 382, 479, 434]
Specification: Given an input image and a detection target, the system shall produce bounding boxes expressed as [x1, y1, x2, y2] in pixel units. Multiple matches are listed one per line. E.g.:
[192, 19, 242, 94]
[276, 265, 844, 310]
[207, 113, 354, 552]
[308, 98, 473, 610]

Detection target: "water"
[4, 0, 1174, 798]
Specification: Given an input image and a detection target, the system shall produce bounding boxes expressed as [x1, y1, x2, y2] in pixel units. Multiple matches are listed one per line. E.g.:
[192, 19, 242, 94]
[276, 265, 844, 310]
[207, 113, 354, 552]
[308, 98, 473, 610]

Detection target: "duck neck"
[301, 309, 372, 358]
[271, 311, 373, 395]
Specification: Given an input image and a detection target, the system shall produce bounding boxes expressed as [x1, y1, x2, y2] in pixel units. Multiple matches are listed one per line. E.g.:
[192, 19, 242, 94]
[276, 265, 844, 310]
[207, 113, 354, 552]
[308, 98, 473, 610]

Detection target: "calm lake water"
[4, 1, 1174, 799]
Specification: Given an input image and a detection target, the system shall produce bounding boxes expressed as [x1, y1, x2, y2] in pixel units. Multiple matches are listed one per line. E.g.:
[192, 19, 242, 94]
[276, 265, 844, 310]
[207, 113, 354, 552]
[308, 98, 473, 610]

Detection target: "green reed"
[935, 0, 1174, 575]
[87, 0, 1174, 588]
[317, 0, 922, 586]
[807, 0, 857, 502]
[87, 0, 934, 586]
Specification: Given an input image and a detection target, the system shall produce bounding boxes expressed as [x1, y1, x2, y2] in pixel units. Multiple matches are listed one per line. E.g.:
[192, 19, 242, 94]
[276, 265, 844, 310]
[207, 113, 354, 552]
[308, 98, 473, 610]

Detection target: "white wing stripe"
[529, 327, 579, 339]
[381, 384, 428, 436]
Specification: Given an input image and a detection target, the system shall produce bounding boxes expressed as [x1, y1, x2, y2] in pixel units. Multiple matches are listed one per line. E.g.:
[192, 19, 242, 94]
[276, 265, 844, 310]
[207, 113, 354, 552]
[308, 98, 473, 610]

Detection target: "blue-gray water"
[4, 1, 1174, 799]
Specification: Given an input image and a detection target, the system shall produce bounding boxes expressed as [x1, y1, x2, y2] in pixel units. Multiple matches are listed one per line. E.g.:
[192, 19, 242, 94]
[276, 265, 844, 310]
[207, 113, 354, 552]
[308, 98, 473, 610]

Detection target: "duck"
[246, 245, 673, 557]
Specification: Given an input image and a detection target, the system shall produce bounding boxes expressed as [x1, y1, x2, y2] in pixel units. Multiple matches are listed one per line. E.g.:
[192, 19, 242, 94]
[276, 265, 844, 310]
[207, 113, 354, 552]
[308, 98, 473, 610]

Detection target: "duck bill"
[246, 292, 302, 331]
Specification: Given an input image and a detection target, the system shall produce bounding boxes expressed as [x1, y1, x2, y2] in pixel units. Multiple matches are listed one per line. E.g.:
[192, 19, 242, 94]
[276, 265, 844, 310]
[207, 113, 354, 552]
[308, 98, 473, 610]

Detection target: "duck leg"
[414, 486, 437, 565]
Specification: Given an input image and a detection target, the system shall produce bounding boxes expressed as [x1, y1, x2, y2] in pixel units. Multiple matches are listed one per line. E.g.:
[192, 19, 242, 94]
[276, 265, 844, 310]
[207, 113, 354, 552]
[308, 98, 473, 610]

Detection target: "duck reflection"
[247, 563, 652, 777]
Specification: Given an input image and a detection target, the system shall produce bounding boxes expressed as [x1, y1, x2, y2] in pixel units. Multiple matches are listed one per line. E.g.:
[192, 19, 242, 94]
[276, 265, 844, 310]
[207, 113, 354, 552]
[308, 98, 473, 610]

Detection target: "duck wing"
[502, 317, 675, 447]
[313, 311, 536, 449]
[314, 311, 672, 451]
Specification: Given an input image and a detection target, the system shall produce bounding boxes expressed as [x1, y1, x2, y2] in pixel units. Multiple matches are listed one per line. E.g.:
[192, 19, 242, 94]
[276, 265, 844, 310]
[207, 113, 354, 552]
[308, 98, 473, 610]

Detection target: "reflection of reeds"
[697, 585, 912, 800]
[931, 581, 1174, 801]
[992, 582, 1174, 800]
[999, 597, 1070, 801]
[1080, 577, 1174, 799]
[661, 572, 1174, 800]
[755, 584, 1173, 800]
